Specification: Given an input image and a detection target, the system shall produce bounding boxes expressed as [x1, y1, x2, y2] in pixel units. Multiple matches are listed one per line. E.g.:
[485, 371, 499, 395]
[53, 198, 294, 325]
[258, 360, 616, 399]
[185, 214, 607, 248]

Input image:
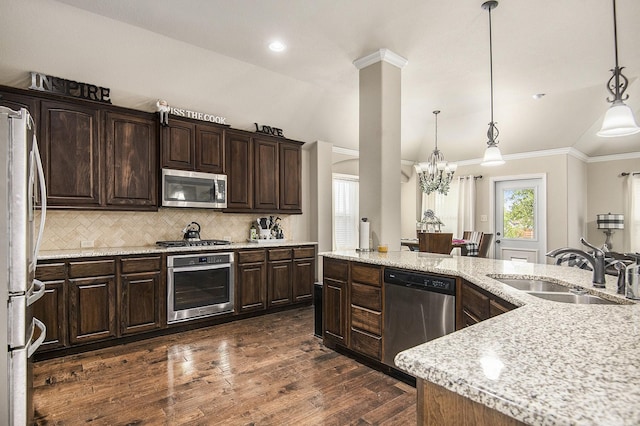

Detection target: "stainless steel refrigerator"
[0, 106, 47, 425]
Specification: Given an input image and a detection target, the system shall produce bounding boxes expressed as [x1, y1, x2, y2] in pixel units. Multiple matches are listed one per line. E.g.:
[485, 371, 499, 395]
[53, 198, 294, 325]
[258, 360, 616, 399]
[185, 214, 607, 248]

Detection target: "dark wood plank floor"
[33, 307, 416, 425]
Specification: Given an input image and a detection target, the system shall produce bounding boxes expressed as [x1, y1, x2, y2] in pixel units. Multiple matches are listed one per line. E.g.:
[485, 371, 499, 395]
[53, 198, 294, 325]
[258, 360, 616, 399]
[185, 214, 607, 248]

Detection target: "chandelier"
[597, 0, 639, 137]
[415, 110, 457, 195]
[480, 1, 505, 166]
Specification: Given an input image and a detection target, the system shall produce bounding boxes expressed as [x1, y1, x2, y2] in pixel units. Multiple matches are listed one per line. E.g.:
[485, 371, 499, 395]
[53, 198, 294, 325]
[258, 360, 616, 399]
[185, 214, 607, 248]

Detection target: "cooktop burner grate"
[156, 239, 231, 248]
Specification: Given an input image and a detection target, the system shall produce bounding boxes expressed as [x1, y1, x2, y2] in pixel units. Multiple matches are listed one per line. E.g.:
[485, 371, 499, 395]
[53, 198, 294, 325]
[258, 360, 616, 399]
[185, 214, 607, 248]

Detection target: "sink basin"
[527, 292, 619, 305]
[494, 278, 569, 292]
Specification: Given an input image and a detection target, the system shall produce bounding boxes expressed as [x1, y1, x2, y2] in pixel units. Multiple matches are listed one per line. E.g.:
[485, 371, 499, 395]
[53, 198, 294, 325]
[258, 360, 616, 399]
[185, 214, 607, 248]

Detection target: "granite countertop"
[320, 250, 640, 425]
[39, 240, 318, 260]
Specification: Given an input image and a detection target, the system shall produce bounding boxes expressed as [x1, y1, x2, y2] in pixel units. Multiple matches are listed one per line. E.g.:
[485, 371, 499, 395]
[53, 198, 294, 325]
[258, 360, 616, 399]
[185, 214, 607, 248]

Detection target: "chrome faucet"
[546, 238, 606, 288]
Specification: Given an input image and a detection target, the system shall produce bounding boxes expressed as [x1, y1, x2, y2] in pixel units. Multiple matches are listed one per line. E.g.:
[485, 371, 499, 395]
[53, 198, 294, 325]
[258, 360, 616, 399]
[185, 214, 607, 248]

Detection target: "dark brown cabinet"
[267, 248, 293, 307]
[196, 125, 225, 173]
[161, 120, 195, 170]
[161, 119, 225, 174]
[225, 130, 253, 210]
[254, 138, 279, 210]
[105, 112, 157, 209]
[41, 100, 102, 207]
[348, 262, 382, 360]
[458, 280, 517, 330]
[33, 263, 67, 351]
[236, 250, 267, 312]
[292, 247, 316, 302]
[67, 259, 117, 345]
[119, 256, 163, 335]
[323, 257, 349, 347]
[225, 131, 303, 214]
[279, 141, 302, 212]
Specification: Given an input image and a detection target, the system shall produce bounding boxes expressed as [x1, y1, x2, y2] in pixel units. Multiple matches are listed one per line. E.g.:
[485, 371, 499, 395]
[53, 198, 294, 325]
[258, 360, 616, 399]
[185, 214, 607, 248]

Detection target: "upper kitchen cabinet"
[226, 130, 254, 210]
[41, 99, 102, 207]
[254, 137, 279, 210]
[161, 119, 195, 170]
[279, 141, 302, 212]
[225, 132, 303, 214]
[160, 118, 225, 174]
[105, 112, 157, 209]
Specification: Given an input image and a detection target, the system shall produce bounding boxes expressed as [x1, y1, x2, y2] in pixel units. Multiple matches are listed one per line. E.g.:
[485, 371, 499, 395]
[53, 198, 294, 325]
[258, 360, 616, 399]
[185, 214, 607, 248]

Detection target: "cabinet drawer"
[462, 284, 489, 320]
[350, 327, 382, 360]
[490, 298, 515, 317]
[121, 256, 162, 274]
[268, 248, 292, 261]
[351, 263, 381, 287]
[293, 246, 315, 259]
[36, 263, 66, 280]
[69, 260, 115, 278]
[351, 282, 381, 311]
[351, 305, 381, 335]
[237, 250, 266, 264]
[324, 258, 348, 281]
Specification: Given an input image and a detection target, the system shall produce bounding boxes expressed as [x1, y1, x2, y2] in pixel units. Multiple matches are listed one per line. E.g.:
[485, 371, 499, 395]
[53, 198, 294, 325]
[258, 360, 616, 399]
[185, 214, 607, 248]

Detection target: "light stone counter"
[320, 250, 640, 425]
[39, 241, 317, 260]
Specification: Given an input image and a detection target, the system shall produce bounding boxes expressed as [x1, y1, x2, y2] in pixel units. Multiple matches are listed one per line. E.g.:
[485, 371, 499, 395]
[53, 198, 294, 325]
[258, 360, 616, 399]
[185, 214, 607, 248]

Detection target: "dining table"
[400, 237, 479, 256]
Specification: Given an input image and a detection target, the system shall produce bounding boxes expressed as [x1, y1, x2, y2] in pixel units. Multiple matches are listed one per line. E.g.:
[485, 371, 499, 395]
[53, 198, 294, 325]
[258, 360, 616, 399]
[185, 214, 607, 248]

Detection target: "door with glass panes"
[493, 177, 546, 263]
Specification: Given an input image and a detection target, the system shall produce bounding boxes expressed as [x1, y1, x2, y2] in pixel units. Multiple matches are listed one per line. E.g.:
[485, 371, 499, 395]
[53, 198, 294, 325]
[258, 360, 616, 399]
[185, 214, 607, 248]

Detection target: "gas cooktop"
[156, 239, 231, 248]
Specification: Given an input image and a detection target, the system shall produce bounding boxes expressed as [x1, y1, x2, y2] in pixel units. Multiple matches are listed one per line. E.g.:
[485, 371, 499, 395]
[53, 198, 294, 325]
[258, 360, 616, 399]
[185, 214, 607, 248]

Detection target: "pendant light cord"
[613, 0, 619, 69]
[488, 5, 495, 125]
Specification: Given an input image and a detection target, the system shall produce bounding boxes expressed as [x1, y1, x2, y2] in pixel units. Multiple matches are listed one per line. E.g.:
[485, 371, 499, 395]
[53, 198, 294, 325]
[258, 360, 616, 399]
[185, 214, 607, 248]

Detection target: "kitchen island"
[320, 250, 640, 425]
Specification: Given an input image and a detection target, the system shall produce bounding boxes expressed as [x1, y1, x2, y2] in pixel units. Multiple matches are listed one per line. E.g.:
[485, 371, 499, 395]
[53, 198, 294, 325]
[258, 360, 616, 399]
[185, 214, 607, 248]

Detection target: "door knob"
[496, 240, 501, 244]
[496, 232, 501, 236]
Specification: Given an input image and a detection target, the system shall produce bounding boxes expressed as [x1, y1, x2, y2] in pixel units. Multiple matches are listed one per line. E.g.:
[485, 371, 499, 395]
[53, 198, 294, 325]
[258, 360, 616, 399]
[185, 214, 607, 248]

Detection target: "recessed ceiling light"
[269, 41, 286, 52]
[532, 93, 546, 100]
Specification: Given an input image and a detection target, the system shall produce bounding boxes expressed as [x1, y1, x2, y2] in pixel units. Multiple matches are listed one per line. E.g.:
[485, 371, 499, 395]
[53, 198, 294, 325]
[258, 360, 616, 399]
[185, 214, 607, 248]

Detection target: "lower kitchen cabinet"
[119, 255, 163, 335]
[458, 280, 517, 329]
[348, 262, 382, 361]
[33, 263, 67, 350]
[268, 248, 293, 307]
[236, 249, 267, 313]
[322, 257, 349, 347]
[68, 274, 117, 345]
[292, 247, 315, 302]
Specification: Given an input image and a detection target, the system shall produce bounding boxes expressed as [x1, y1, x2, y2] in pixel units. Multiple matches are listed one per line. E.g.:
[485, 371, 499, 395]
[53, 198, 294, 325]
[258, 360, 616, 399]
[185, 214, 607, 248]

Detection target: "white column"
[354, 49, 407, 251]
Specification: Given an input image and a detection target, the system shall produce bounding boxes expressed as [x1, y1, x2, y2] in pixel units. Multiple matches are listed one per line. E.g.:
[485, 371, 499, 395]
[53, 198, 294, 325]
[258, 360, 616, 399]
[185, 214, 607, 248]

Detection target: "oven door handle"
[170, 264, 232, 273]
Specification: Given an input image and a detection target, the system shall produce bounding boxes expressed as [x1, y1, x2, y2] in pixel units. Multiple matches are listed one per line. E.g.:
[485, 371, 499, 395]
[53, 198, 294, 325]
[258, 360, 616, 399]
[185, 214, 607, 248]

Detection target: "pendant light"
[480, 1, 505, 166]
[416, 110, 457, 195]
[597, 0, 640, 137]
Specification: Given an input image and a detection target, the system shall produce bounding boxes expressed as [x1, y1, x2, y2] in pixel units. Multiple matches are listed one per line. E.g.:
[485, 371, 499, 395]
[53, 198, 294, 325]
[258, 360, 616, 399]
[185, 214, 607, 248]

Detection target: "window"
[421, 176, 476, 237]
[626, 174, 640, 252]
[333, 174, 359, 250]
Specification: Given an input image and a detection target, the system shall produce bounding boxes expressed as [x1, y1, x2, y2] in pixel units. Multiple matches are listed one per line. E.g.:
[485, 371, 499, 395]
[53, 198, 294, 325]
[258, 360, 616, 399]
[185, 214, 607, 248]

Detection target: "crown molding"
[353, 48, 408, 70]
[332, 146, 359, 157]
[586, 151, 640, 163]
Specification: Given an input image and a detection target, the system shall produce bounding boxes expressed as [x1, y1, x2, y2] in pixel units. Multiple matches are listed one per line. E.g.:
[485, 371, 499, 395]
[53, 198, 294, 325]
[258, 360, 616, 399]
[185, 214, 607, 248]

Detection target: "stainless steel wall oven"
[167, 252, 234, 324]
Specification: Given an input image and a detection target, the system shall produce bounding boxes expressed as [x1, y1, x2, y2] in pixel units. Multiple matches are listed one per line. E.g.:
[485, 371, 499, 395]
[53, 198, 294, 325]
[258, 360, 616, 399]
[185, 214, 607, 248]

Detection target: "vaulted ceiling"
[4, 0, 640, 162]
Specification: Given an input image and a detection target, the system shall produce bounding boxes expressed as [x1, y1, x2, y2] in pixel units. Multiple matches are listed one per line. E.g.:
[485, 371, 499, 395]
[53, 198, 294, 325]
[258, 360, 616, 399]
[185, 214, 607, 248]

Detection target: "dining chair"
[478, 233, 493, 258]
[418, 232, 453, 254]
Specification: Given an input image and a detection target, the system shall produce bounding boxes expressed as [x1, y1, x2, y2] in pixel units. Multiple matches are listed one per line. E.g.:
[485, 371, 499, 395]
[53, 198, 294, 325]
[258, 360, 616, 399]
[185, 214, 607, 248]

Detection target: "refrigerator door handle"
[32, 133, 47, 260]
[27, 279, 45, 306]
[27, 318, 46, 358]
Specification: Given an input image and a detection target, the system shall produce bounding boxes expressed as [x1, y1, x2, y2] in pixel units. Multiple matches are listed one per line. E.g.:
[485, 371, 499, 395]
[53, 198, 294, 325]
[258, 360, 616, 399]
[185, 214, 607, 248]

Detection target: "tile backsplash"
[36, 209, 295, 250]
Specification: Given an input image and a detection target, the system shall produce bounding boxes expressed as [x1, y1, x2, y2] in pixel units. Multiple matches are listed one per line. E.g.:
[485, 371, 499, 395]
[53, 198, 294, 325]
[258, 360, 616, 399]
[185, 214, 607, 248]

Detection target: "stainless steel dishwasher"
[383, 268, 456, 368]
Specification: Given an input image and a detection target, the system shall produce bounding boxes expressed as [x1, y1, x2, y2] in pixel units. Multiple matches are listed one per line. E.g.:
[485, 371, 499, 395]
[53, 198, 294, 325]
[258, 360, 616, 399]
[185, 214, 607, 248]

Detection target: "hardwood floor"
[33, 307, 416, 425]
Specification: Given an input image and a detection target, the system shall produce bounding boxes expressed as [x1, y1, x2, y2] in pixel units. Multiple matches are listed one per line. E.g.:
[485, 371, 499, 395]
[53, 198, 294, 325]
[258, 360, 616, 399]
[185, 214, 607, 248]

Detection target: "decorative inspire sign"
[254, 123, 285, 137]
[29, 72, 111, 104]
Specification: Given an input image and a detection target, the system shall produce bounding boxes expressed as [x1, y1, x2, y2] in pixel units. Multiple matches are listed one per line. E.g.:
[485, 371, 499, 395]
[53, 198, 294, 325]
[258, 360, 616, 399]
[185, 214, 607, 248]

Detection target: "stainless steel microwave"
[161, 169, 227, 209]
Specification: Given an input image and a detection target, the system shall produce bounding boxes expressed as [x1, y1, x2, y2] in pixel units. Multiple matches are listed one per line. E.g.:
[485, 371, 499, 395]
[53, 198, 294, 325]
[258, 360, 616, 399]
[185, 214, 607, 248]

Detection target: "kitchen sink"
[527, 291, 619, 305]
[493, 277, 569, 292]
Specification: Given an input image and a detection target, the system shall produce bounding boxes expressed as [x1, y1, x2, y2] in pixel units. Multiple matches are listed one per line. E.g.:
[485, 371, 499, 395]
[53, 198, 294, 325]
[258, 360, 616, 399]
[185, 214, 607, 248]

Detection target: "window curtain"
[457, 175, 476, 237]
[420, 175, 476, 237]
[624, 173, 640, 253]
[332, 175, 359, 250]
